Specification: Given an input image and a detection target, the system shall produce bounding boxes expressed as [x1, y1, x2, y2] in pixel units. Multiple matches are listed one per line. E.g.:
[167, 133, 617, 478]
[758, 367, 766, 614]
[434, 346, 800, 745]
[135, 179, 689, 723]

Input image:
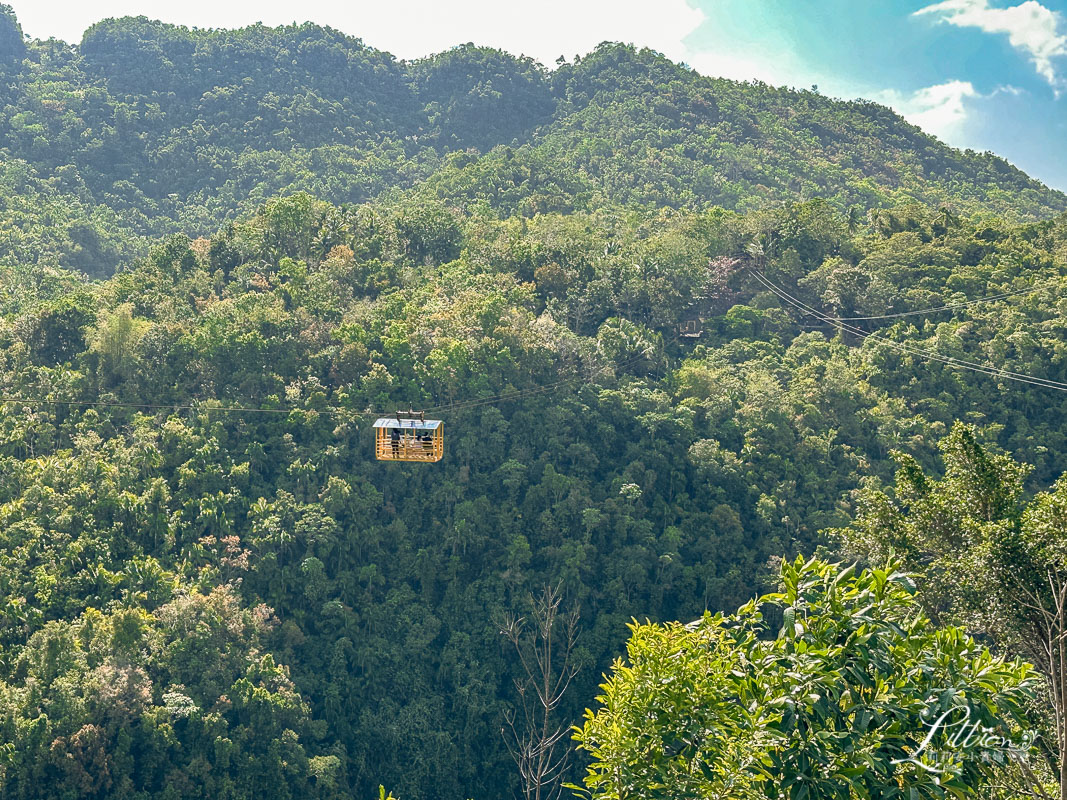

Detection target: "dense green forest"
[0, 6, 1064, 276]
[2, 5, 1067, 799]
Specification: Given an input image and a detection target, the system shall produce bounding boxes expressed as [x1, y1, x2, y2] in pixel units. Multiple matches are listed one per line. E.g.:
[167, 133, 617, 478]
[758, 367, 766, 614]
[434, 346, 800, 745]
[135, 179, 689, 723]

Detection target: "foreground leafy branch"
[838, 423, 1067, 799]
[574, 557, 1039, 800]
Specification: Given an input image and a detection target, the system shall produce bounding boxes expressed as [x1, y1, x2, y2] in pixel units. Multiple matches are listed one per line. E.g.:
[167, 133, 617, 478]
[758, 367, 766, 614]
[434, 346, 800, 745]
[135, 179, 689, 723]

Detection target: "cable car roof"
[373, 417, 442, 430]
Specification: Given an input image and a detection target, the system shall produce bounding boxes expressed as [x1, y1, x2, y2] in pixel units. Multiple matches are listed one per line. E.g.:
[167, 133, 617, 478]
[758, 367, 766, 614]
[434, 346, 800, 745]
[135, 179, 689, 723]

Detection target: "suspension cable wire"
[751, 270, 1067, 391]
[829, 280, 1055, 321]
[0, 330, 686, 421]
[749, 269, 1067, 392]
[422, 329, 684, 415]
[753, 274, 1067, 392]
[0, 396, 322, 415]
[754, 271, 1067, 391]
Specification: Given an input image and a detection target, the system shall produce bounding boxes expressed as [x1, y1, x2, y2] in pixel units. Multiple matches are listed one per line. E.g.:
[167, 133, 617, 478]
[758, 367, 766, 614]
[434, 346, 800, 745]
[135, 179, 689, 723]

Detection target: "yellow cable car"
[373, 413, 444, 463]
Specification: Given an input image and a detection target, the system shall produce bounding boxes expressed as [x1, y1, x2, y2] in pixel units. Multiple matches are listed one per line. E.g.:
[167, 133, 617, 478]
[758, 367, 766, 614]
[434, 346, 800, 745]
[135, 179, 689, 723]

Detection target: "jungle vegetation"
[0, 6, 1066, 799]
[0, 6, 1063, 276]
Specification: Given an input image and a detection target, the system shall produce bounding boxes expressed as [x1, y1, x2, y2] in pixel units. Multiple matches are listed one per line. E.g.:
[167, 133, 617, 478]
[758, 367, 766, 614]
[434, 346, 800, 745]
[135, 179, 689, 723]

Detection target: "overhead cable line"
[423, 330, 684, 415]
[751, 270, 1067, 391]
[748, 269, 1067, 392]
[829, 281, 1054, 321]
[0, 396, 317, 415]
[0, 331, 684, 420]
[752, 270, 1067, 391]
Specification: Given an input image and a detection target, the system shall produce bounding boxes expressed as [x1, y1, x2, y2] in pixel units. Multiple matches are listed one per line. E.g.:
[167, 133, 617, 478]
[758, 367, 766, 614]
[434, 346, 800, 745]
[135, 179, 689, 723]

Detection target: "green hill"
[0, 7, 1066, 800]
[0, 192, 1064, 798]
[0, 10, 1062, 274]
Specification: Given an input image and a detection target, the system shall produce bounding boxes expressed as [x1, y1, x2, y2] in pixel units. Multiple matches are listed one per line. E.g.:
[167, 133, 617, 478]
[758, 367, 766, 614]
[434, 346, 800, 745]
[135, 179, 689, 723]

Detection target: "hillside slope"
[428, 44, 1061, 219]
[0, 192, 1065, 799]
[3, 8, 1067, 799]
[0, 9, 1062, 274]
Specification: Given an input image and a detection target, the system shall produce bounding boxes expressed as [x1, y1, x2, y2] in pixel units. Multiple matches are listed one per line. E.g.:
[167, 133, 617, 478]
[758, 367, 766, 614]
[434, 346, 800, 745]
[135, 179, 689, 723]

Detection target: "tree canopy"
[575, 557, 1038, 800]
[0, 13, 1062, 275]
[0, 7, 1066, 798]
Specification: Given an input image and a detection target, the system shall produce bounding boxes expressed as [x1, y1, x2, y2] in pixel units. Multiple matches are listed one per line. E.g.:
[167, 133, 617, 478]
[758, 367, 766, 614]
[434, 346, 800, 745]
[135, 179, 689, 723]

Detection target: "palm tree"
[844, 205, 863, 236]
[744, 235, 766, 267]
[867, 208, 896, 237]
[937, 205, 960, 230]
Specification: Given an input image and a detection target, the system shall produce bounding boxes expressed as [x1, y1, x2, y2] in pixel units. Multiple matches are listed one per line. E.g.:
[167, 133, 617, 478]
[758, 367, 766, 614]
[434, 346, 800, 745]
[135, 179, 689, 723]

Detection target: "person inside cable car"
[390, 427, 401, 457]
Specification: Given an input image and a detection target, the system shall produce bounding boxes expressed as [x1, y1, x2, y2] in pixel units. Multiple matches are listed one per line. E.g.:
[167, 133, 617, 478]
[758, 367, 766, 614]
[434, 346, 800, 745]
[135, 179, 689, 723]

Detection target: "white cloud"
[877, 80, 979, 141]
[10, 0, 705, 65]
[915, 0, 1067, 87]
[687, 48, 811, 86]
[869, 80, 1039, 151]
[345, 0, 706, 64]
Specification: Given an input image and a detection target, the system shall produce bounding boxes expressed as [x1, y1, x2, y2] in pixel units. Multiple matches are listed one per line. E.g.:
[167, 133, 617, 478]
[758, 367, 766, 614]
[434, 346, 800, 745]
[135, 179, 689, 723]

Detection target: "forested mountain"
[2, 6, 1067, 799]
[0, 192, 1066, 798]
[0, 8, 1063, 276]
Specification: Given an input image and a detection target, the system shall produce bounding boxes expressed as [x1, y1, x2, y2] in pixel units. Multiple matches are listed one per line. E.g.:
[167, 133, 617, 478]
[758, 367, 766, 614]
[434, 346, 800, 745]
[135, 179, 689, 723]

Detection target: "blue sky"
[8, 0, 1067, 190]
[682, 1, 1067, 190]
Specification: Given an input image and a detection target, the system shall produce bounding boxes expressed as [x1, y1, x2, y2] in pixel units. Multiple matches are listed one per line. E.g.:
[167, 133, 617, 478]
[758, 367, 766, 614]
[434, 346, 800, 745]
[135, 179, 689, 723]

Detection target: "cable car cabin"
[373, 418, 444, 463]
[679, 318, 703, 338]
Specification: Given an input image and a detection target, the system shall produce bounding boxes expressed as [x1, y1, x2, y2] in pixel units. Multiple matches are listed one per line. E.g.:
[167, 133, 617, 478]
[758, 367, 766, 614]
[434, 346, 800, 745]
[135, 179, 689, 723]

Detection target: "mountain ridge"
[0, 8, 1062, 275]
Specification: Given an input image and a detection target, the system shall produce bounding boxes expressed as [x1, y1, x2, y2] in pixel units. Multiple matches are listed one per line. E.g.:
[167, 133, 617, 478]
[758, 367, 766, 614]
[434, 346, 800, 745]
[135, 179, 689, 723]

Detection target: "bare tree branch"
[500, 583, 581, 800]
